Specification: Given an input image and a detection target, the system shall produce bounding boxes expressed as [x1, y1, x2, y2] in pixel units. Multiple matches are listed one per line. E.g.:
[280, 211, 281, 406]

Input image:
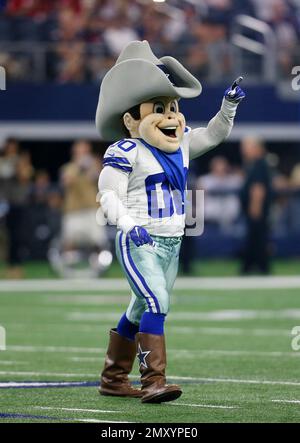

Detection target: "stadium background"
[0, 0, 299, 278]
[0, 0, 300, 425]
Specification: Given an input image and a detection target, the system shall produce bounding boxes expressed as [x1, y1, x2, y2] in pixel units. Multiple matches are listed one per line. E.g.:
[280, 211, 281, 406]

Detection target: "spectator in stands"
[60, 140, 106, 251]
[103, 15, 140, 57]
[240, 137, 272, 275]
[2, 0, 300, 83]
[185, 43, 210, 80]
[251, 0, 298, 76]
[197, 156, 243, 227]
[268, 0, 298, 76]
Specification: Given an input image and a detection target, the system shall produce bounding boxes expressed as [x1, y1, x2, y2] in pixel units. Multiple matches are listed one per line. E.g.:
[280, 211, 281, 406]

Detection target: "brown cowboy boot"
[100, 329, 142, 397]
[136, 332, 182, 403]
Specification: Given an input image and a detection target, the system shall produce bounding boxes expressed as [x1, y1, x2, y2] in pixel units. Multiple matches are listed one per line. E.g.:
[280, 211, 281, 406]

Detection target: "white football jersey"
[102, 130, 192, 237]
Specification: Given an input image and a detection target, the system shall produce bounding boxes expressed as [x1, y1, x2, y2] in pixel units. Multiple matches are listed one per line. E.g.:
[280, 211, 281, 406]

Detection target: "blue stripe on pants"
[118, 232, 160, 313]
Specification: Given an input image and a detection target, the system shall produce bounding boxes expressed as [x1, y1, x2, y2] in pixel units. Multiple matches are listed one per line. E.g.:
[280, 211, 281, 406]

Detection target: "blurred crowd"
[0, 0, 299, 82]
[1, 136, 300, 277]
[196, 140, 300, 235]
[0, 138, 105, 278]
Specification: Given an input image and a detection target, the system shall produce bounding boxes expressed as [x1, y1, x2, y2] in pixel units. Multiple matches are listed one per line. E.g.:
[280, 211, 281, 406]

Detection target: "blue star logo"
[137, 344, 151, 368]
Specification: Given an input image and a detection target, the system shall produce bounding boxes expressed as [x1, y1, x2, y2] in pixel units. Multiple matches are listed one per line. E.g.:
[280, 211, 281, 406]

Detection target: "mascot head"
[96, 40, 202, 153]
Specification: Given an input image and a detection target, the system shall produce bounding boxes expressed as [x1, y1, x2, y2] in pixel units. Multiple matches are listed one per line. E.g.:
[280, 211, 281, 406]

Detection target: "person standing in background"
[5, 152, 34, 278]
[60, 140, 106, 251]
[240, 137, 272, 275]
[197, 156, 242, 228]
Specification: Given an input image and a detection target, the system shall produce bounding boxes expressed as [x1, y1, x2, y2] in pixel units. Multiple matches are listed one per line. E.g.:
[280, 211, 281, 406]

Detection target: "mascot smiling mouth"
[158, 126, 178, 138]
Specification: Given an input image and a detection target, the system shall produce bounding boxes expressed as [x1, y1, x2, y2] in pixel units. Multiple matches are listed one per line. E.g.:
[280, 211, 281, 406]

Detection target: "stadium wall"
[1, 84, 299, 122]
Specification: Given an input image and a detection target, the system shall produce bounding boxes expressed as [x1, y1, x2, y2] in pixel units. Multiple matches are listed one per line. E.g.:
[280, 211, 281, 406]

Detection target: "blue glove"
[128, 226, 154, 247]
[224, 76, 246, 104]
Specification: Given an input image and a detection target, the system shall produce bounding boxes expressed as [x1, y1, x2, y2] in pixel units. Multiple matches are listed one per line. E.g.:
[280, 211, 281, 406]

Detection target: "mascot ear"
[123, 112, 136, 132]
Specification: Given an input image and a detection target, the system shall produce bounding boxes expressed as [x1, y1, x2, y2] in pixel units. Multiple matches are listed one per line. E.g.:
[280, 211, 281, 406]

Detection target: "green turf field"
[1, 279, 300, 423]
[1, 258, 300, 279]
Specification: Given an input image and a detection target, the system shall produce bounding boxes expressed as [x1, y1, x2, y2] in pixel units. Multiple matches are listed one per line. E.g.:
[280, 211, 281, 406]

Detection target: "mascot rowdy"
[96, 41, 245, 403]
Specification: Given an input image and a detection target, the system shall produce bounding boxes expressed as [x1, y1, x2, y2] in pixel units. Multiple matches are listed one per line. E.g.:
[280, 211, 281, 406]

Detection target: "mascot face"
[123, 97, 185, 153]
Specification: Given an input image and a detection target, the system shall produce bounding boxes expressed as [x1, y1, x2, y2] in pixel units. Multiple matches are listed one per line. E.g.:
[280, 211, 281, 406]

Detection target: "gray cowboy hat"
[95, 40, 202, 141]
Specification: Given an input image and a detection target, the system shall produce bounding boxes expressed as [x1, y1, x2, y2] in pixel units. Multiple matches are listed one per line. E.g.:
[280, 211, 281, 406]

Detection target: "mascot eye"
[170, 101, 178, 113]
[153, 102, 165, 114]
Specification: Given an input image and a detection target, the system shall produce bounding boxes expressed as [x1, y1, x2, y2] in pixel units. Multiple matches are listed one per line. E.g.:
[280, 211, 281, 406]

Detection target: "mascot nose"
[167, 112, 176, 119]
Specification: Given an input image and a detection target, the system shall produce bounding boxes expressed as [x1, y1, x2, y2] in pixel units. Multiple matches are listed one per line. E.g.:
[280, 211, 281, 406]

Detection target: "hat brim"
[96, 58, 202, 141]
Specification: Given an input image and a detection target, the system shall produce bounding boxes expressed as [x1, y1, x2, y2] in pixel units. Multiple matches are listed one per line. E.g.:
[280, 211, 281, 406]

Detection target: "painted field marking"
[1, 372, 300, 388]
[0, 360, 28, 365]
[77, 419, 133, 423]
[168, 326, 291, 337]
[5, 344, 299, 360]
[0, 412, 63, 421]
[168, 349, 300, 359]
[169, 403, 237, 409]
[272, 400, 300, 404]
[0, 280, 131, 292]
[67, 309, 300, 322]
[0, 381, 97, 388]
[6, 344, 298, 359]
[166, 376, 300, 387]
[44, 295, 129, 305]
[0, 411, 132, 423]
[34, 406, 121, 414]
[0, 371, 96, 378]
[67, 312, 120, 322]
[174, 276, 300, 290]
[4, 324, 291, 337]
[7, 345, 105, 354]
[69, 357, 100, 363]
[2, 276, 300, 291]
[68, 349, 300, 360]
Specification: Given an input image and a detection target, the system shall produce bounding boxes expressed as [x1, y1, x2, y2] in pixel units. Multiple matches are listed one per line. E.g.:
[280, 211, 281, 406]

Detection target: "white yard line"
[7, 345, 105, 354]
[168, 349, 300, 359]
[44, 295, 129, 305]
[67, 309, 300, 322]
[6, 344, 298, 359]
[69, 357, 100, 363]
[169, 403, 237, 409]
[0, 371, 96, 378]
[69, 349, 300, 361]
[1, 371, 300, 387]
[5, 324, 290, 337]
[272, 400, 300, 404]
[0, 279, 128, 292]
[0, 361, 27, 365]
[34, 406, 121, 414]
[166, 376, 300, 387]
[175, 276, 300, 290]
[0, 381, 93, 388]
[168, 310, 300, 321]
[2, 276, 300, 292]
[67, 312, 120, 321]
[77, 419, 133, 423]
[6, 344, 299, 359]
[168, 326, 291, 337]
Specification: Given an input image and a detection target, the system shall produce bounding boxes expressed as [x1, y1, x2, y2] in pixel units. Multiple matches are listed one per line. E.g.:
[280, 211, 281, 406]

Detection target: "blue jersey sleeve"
[103, 139, 138, 174]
